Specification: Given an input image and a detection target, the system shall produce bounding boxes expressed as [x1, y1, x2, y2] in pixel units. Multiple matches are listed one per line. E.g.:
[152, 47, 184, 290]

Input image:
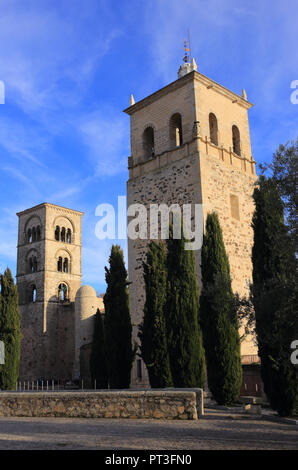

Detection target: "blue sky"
[0, 0, 297, 292]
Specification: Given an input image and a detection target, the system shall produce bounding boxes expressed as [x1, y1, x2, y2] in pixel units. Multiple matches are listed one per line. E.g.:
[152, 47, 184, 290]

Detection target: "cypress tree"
[165, 226, 206, 388]
[104, 245, 134, 388]
[0, 268, 21, 390]
[200, 212, 242, 405]
[139, 241, 173, 388]
[90, 309, 108, 389]
[252, 176, 297, 416]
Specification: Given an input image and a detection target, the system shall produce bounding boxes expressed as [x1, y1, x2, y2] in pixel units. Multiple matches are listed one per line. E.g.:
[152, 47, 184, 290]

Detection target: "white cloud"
[0, 208, 18, 277]
[0, 117, 49, 167]
[78, 111, 129, 176]
[0, 2, 121, 114]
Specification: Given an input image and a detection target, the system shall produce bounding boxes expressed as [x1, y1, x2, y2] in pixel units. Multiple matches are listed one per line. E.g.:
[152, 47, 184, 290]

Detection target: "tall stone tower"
[125, 59, 258, 387]
[16, 203, 83, 381]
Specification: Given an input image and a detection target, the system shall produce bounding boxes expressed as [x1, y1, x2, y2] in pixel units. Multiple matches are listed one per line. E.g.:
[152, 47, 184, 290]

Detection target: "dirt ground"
[0, 409, 297, 450]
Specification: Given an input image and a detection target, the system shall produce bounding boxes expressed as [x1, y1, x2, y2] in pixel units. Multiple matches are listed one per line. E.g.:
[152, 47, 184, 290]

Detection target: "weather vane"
[183, 29, 192, 63]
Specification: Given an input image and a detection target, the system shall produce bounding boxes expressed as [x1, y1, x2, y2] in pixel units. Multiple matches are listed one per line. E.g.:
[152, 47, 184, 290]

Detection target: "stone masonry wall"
[0, 390, 202, 420]
[126, 70, 258, 386]
[198, 139, 257, 357]
[127, 141, 202, 387]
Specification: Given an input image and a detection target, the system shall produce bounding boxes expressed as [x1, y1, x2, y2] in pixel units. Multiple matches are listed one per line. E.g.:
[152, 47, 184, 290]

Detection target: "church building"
[124, 56, 260, 392]
[16, 54, 262, 396]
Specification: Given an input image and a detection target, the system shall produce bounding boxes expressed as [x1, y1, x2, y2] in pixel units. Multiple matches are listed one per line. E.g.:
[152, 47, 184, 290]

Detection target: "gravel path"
[0, 409, 297, 450]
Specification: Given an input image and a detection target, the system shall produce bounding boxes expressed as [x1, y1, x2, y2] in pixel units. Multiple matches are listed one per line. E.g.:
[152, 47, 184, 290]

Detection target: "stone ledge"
[0, 389, 203, 420]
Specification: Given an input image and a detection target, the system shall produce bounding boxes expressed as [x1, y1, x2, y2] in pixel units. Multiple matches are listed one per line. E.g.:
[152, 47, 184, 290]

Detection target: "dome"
[75, 285, 97, 299]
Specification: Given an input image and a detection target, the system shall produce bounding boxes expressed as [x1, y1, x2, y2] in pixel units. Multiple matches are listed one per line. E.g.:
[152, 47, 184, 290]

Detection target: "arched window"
[32, 227, 37, 242]
[28, 256, 37, 273]
[28, 229, 32, 244]
[63, 258, 69, 273]
[209, 113, 218, 146]
[55, 226, 60, 241]
[143, 127, 155, 160]
[31, 285, 37, 303]
[66, 229, 71, 244]
[57, 257, 62, 272]
[36, 226, 41, 241]
[232, 125, 241, 156]
[61, 227, 66, 242]
[169, 113, 183, 147]
[58, 283, 68, 302]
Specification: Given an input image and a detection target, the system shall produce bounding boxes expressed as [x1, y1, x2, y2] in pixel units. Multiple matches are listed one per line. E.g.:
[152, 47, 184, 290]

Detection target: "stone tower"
[125, 60, 258, 387]
[16, 203, 83, 381]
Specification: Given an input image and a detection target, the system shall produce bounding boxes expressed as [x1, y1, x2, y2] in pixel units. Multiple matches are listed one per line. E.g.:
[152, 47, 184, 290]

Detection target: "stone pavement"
[0, 409, 297, 450]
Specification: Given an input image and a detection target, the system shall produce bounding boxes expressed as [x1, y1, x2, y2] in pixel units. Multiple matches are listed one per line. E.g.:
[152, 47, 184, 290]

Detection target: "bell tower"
[125, 58, 258, 387]
[16, 203, 83, 381]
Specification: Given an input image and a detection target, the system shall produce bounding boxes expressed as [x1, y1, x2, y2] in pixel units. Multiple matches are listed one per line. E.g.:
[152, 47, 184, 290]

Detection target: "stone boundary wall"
[0, 390, 203, 420]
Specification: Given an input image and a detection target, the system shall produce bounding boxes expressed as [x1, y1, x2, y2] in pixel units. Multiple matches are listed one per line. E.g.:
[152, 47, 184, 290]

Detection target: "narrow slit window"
[232, 125, 241, 156]
[169, 113, 183, 148]
[67, 229, 71, 244]
[31, 286, 37, 303]
[28, 229, 32, 243]
[55, 226, 60, 241]
[209, 113, 218, 146]
[143, 127, 155, 160]
[57, 256, 62, 272]
[63, 258, 69, 273]
[58, 283, 68, 301]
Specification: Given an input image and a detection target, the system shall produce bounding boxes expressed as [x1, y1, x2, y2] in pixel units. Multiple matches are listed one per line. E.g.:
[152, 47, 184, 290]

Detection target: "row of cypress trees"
[90, 146, 297, 414]
[90, 245, 134, 389]
[0, 268, 21, 390]
[139, 215, 242, 404]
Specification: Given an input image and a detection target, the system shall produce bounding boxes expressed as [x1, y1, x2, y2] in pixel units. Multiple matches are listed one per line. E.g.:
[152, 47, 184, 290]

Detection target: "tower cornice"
[123, 70, 253, 115]
[16, 202, 84, 217]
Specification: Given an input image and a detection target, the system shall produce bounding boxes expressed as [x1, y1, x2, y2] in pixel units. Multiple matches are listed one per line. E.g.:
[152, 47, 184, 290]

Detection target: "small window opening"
[31, 285, 37, 303]
[58, 283, 68, 302]
[29, 256, 37, 273]
[169, 113, 183, 147]
[209, 113, 218, 146]
[55, 226, 60, 241]
[143, 127, 155, 160]
[61, 227, 66, 242]
[63, 258, 69, 273]
[66, 229, 71, 244]
[232, 125, 241, 156]
[57, 256, 62, 272]
[28, 229, 32, 243]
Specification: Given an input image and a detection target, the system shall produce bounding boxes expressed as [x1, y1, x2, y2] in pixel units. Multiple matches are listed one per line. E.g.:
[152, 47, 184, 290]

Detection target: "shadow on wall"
[80, 342, 93, 388]
[44, 296, 76, 381]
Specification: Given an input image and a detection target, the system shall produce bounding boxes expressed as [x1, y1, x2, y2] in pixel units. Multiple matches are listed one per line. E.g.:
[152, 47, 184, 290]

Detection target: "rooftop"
[16, 202, 84, 217]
